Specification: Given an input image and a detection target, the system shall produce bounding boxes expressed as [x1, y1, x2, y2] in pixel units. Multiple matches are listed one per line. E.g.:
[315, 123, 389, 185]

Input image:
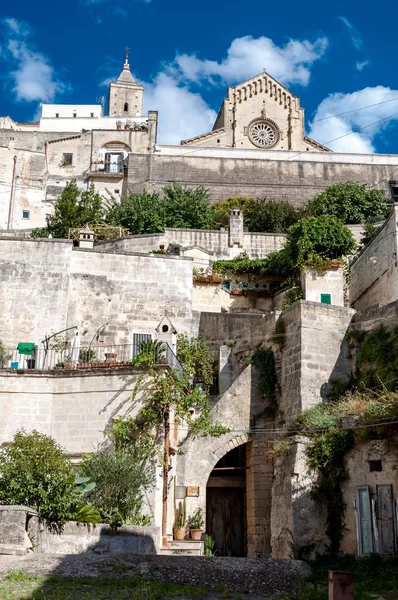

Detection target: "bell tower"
[108, 47, 144, 118]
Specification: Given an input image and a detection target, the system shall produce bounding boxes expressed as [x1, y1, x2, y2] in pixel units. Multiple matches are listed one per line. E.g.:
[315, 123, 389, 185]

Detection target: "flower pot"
[173, 527, 186, 541]
[190, 529, 203, 541]
[105, 353, 118, 360]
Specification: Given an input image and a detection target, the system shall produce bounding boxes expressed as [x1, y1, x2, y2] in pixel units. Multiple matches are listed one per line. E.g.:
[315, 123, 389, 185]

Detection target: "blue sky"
[1, 0, 398, 152]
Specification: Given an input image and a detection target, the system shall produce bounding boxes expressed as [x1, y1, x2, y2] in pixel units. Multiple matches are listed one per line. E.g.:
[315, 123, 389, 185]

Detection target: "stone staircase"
[159, 540, 204, 556]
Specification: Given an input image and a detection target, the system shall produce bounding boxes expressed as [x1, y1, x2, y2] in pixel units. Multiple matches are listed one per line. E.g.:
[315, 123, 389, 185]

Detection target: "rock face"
[0, 505, 37, 555]
[0, 554, 311, 596]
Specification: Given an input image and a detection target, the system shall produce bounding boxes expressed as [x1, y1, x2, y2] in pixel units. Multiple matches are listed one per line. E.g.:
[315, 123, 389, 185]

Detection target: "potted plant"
[116, 121, 122, 131]
[173, 498, 186, 541]
[188, 507, 204, 541]
[105, 352, 118, 362]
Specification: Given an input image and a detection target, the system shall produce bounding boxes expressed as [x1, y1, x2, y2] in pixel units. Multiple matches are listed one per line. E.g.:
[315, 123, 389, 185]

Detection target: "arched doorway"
[206, 444, 246, 556]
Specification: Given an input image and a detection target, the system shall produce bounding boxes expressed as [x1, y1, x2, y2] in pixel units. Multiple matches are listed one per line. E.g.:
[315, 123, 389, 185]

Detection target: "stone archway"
[206, 443, 247, 556]
[176, 431, 273, 557]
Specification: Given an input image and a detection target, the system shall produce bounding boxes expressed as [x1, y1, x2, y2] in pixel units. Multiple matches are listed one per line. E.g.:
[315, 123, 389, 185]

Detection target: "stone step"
[159, 540, 204, 556]
[0, 544, 28, 556]
[159, 547, 202, 556]
[167, 541, 203, 550]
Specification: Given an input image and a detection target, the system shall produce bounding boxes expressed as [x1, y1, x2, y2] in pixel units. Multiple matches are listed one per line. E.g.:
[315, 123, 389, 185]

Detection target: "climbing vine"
[293, 382, 398, 553]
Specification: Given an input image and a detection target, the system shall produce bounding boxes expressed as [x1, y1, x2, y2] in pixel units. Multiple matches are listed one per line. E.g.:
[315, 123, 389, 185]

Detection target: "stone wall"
[67, 249, 193, 344]
[350, 206, 398, 310]
[340, 437, 398, 555]
[0, 238, 73, 347]
[0, 239, 194, 348]
[0, 368, 145, 453]
[278, 301, 354, 420]
[127, 150, 395, 204]
[351, 299, 398, 332]
[271, 440, 328, 558]
[0, 145, 47, 230]
[36, 521, 160, 555]
[271, 300, 355, 557]
[97, 228, 286, 261]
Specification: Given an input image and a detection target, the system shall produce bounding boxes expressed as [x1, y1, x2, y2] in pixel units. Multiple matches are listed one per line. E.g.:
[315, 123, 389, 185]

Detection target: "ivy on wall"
[290, 324, 398, 553]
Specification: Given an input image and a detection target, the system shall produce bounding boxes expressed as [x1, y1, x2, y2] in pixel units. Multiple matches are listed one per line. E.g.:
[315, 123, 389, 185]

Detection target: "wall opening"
[206, 444, 246, 556]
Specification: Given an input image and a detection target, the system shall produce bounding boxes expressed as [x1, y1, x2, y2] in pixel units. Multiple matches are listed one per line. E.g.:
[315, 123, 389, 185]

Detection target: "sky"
[1, 0, 398, 153]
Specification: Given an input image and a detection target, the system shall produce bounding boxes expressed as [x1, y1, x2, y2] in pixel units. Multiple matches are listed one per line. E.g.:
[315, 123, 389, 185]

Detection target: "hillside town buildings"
[0, 55, 398, 560]
[2, 53, 398, 229]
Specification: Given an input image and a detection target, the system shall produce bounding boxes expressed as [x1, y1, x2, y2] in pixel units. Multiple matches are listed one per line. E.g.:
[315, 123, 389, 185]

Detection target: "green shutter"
[320, 293, 331, 305]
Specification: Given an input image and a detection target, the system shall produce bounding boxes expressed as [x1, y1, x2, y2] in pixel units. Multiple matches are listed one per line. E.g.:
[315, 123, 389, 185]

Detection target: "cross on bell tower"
[107, 46, 144, 118]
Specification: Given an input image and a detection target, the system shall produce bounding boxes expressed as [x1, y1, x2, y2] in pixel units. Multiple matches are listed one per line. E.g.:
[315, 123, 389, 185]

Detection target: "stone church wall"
[127, 151, 394, 205]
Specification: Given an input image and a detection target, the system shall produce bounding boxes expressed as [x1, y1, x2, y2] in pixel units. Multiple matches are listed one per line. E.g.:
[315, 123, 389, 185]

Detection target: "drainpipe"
[7, 155, 17, 230]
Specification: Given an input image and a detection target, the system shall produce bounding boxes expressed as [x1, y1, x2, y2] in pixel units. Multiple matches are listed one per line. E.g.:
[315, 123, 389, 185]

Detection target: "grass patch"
[299, 554, 398, 600]
[0, 572, 207, 600]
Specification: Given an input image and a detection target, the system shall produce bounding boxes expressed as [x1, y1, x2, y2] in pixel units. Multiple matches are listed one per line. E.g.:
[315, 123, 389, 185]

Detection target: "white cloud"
[1, 17, 70, 103]
[143, 72, 217, 145]
[309, 87, 398, 153]
[339, 16, 363, 50]
[175, 35, 328, 87]
[356, 60, 370, 72]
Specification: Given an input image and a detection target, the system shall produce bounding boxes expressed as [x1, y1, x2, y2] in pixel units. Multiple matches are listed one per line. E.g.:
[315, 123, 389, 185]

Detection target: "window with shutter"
[131, 332, 153, 359]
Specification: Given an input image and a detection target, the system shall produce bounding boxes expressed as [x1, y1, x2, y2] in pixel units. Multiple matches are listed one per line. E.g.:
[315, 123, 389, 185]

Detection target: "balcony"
[90, 157, 127, 176]
[0, 342, 182, 374]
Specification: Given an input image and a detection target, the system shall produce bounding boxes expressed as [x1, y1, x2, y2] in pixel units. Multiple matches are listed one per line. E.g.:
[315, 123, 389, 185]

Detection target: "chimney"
[78, 225, 95, 249]
[228, 209, 244, 248]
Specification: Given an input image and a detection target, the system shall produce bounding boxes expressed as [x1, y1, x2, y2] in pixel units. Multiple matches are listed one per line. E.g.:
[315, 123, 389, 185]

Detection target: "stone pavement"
[0, 553, 311, 597]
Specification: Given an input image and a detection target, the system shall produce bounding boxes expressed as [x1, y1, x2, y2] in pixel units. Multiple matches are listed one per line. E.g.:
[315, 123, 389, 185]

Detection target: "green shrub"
[308, 182, 387, 224]
[79, 447, 153, 527]
[286, 216, 355, 266]
[0, 430, 75, 522]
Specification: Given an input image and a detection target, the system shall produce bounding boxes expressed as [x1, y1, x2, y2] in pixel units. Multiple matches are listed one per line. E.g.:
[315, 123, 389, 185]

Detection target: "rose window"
[248, 119, 279, 148]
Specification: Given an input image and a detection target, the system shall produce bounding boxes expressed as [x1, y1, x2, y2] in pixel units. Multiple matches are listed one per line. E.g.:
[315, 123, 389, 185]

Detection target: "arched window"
[124, 102, 129, 112]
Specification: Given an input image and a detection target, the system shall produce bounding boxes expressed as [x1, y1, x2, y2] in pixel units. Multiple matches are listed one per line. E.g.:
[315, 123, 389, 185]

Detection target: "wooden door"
[356, 486, 374, 555]
[206, 487, 245, 556]
[377, 485, 395, 555]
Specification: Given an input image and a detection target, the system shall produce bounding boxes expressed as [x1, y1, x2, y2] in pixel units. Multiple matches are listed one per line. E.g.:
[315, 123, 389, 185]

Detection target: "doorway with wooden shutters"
[206, 445, 247, 557]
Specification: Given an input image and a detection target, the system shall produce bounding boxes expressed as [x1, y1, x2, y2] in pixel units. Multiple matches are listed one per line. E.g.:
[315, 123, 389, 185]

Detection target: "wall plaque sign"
[186, 486, 200, 497]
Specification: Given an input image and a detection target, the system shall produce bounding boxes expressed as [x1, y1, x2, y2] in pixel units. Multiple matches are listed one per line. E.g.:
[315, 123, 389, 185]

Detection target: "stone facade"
[0, 238, 193, 348]
[181, 70, 328, 152]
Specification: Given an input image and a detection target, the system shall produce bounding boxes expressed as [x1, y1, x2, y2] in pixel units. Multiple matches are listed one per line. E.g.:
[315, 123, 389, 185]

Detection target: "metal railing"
[0, 342, 182, 374]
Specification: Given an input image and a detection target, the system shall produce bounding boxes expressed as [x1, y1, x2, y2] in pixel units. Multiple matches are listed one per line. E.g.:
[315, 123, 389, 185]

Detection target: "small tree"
[79, 447, 152, 526]
[106, 191, 165, 234]
[33, 181, 105, 239]
[286, 216, 356, 267]
[163, 183, 216, 229]
[0, 430, 75, 521]
[212, 196, 258, 228]
[110, 334, 228, 545]
[308, 182, 388, 224]
[211, 197, 303, 233]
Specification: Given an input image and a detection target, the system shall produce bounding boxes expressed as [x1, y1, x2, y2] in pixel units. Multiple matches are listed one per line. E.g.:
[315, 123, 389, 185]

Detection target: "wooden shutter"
[356, 486, 374, 555]
[377, 485, 395, 555]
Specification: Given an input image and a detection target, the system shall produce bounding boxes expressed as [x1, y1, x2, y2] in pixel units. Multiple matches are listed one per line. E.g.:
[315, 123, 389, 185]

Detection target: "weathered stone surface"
[0, 554, 311, 596]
